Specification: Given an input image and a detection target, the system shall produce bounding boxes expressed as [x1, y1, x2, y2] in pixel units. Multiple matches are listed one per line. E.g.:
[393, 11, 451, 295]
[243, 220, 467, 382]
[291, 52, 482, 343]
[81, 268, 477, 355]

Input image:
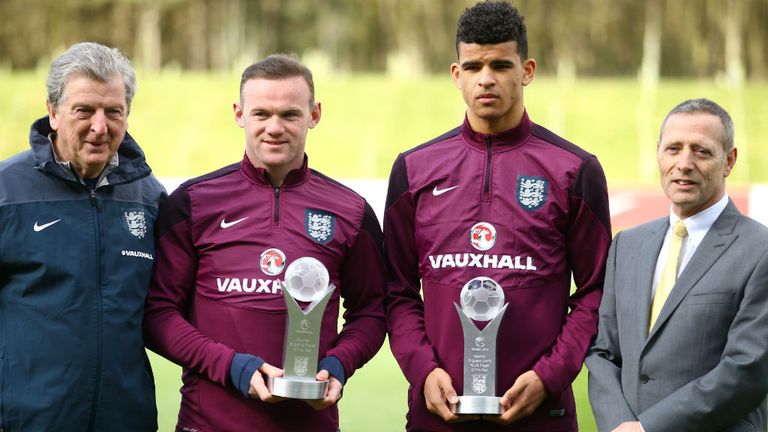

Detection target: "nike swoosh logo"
[432, 185, 460, 196]
[220, 217, 248, 229]
[34, 219, 62, 232]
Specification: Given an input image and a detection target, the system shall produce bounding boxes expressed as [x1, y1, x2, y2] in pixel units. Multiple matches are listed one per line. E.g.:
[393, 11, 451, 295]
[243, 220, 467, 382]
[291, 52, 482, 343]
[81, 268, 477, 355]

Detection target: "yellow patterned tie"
[649, 221, 688, 331]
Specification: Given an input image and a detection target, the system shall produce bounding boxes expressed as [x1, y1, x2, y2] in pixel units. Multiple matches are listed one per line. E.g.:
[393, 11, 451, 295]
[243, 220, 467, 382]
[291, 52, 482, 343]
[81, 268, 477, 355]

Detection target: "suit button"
[640, 374, 650, 383]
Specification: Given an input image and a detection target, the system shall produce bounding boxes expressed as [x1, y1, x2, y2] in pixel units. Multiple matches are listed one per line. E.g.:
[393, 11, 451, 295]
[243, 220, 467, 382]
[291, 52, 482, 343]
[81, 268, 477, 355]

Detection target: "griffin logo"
[260, 248, 286, 276]
[469, 222, 496, 251]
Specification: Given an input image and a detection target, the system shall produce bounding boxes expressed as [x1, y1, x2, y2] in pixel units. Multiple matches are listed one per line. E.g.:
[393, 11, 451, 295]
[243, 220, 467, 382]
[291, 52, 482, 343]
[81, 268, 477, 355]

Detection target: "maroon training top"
[384, 112, 612, 431]
[145, 155, 386, 432]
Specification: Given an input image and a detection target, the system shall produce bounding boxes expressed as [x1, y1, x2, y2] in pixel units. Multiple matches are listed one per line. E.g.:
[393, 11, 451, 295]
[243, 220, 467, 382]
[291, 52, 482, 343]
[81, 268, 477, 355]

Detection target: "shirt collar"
[49, 133, 70, 171]
[669, 193, 729, 247]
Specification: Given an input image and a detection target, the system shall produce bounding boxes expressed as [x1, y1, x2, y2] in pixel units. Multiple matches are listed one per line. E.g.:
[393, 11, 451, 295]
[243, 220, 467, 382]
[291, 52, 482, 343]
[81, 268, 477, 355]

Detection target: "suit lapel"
[634, 219, 667, 344]
[647, 201, 740, 341]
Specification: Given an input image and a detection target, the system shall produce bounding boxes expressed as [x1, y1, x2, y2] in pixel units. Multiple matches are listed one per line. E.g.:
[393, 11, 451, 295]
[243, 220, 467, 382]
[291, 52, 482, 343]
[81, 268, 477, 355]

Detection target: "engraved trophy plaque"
[451, 276, 508, 415]
[268, 256, 335, 400]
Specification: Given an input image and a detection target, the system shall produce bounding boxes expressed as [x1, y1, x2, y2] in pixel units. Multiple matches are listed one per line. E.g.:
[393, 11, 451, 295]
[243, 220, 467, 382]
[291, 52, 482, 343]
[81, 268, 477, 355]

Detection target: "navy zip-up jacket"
[0, 116, 164, 431]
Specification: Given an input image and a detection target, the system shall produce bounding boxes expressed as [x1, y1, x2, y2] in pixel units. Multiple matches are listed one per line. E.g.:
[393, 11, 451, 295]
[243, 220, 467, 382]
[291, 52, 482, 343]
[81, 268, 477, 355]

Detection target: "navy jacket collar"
[29, 115, 152, 185]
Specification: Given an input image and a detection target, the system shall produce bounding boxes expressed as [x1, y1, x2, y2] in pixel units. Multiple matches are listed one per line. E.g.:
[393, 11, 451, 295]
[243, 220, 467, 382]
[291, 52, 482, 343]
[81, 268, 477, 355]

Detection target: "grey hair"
[660, 98, 735, 150]
[47, 42, 137, 110]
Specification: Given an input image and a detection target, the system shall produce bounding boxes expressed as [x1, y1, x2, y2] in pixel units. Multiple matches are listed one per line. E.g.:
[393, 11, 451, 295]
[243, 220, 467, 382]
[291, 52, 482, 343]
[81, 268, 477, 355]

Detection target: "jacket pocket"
[686, 291, 736, 306]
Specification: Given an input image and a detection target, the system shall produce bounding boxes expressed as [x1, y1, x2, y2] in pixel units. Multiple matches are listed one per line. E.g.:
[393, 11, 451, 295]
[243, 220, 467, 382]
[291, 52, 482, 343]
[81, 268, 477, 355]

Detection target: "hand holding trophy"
[452, 276, 508, 415]
[268, 257, 336, 400]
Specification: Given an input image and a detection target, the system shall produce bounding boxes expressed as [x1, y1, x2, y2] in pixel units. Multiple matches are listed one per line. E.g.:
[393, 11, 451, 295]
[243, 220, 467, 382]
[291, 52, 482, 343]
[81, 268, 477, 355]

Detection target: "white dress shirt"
[651, 194, 730, 305]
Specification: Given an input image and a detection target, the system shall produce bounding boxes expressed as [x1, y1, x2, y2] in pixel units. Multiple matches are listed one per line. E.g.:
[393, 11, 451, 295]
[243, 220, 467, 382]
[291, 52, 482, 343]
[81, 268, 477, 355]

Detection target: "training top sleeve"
[324, 201, 387, 381]
[383, 154, 441, 391]
[532, 156, 612, 395]
[143, 186, 237, 387]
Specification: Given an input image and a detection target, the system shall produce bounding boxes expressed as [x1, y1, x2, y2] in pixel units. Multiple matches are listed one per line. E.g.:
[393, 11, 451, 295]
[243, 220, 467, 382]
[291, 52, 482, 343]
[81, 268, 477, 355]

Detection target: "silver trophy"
[268, 257, 336, 400]
[451, 276, 508, 415]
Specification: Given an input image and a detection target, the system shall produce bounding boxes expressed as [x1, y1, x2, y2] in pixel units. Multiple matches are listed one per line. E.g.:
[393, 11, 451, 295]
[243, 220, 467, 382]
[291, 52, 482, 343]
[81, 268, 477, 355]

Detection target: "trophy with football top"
[268, 256, 335, 399]
[451, 276, 508, 414]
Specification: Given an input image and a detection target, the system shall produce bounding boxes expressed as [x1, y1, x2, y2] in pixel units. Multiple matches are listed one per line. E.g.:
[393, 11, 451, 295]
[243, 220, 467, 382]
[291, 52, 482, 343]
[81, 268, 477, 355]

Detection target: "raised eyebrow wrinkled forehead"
[71, 100, 126, 110]
[659, 134, 687, 144]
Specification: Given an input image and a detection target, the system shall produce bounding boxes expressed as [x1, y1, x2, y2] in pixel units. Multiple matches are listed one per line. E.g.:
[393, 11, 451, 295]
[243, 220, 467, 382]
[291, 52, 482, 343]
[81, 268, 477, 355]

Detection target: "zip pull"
[483, 136, 493, 194]
[273, 187, 281, 225]
[89, 188, 102, 212]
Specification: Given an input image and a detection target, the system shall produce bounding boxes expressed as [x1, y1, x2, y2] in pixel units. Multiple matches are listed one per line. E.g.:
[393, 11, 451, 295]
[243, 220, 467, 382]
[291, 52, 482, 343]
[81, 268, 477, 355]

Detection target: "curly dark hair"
[455, 1, 528, 59]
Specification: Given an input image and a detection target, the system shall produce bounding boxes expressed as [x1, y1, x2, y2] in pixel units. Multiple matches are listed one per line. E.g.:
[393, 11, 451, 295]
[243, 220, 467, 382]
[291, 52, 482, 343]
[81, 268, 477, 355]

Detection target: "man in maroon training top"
[144, 54, 386, 431]
[384, 2, 612, 430]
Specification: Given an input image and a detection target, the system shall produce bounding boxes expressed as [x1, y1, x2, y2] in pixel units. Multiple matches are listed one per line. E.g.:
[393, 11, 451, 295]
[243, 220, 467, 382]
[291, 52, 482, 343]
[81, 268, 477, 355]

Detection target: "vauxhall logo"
[428, 253, 537, 270]
[428, 222, 537, 271]
[215, 247, 287, 294]
[215, 277, 283, 294]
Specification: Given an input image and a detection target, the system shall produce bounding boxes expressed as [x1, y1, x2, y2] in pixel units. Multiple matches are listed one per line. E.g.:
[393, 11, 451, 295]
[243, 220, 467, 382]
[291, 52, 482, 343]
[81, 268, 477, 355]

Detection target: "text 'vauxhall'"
[428, 253, 537, 270]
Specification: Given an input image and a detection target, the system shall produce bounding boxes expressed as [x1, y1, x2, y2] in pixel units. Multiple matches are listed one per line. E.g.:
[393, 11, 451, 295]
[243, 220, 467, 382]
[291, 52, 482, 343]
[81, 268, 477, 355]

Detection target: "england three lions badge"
[124, 209, 147, 238]
[305, 209, 336, 244]
[516, 175, 548, 211]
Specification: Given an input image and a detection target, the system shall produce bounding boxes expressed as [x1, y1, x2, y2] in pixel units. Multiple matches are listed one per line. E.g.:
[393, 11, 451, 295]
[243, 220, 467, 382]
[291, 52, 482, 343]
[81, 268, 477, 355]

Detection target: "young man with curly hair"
[384, 2, 611, 430]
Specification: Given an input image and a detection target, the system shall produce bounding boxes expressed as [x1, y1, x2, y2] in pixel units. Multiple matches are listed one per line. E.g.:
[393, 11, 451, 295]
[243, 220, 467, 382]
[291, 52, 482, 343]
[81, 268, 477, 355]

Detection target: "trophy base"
[268, 376, 328, 400]
[451, 395, 502, 415]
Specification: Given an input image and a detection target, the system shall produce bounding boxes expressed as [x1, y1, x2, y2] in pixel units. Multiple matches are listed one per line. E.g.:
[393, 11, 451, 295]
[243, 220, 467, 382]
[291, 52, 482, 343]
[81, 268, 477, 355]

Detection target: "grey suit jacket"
[586, 201, 768, 432]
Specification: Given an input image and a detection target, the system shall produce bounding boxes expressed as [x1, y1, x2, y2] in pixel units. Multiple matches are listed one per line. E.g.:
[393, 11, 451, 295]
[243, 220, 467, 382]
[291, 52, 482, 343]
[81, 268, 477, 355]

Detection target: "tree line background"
[1, 0, 766, 83]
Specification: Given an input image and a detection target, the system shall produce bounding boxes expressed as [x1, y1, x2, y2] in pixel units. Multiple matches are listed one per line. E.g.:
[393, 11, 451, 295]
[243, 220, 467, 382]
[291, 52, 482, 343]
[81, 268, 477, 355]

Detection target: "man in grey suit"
[586, 98, 768, 432]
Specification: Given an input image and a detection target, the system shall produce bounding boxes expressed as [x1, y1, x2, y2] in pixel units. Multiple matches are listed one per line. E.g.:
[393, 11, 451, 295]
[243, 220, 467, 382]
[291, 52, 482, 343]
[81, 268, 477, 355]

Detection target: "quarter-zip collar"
[460, 110, 532, 152]
[239, 153, 311, 188]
